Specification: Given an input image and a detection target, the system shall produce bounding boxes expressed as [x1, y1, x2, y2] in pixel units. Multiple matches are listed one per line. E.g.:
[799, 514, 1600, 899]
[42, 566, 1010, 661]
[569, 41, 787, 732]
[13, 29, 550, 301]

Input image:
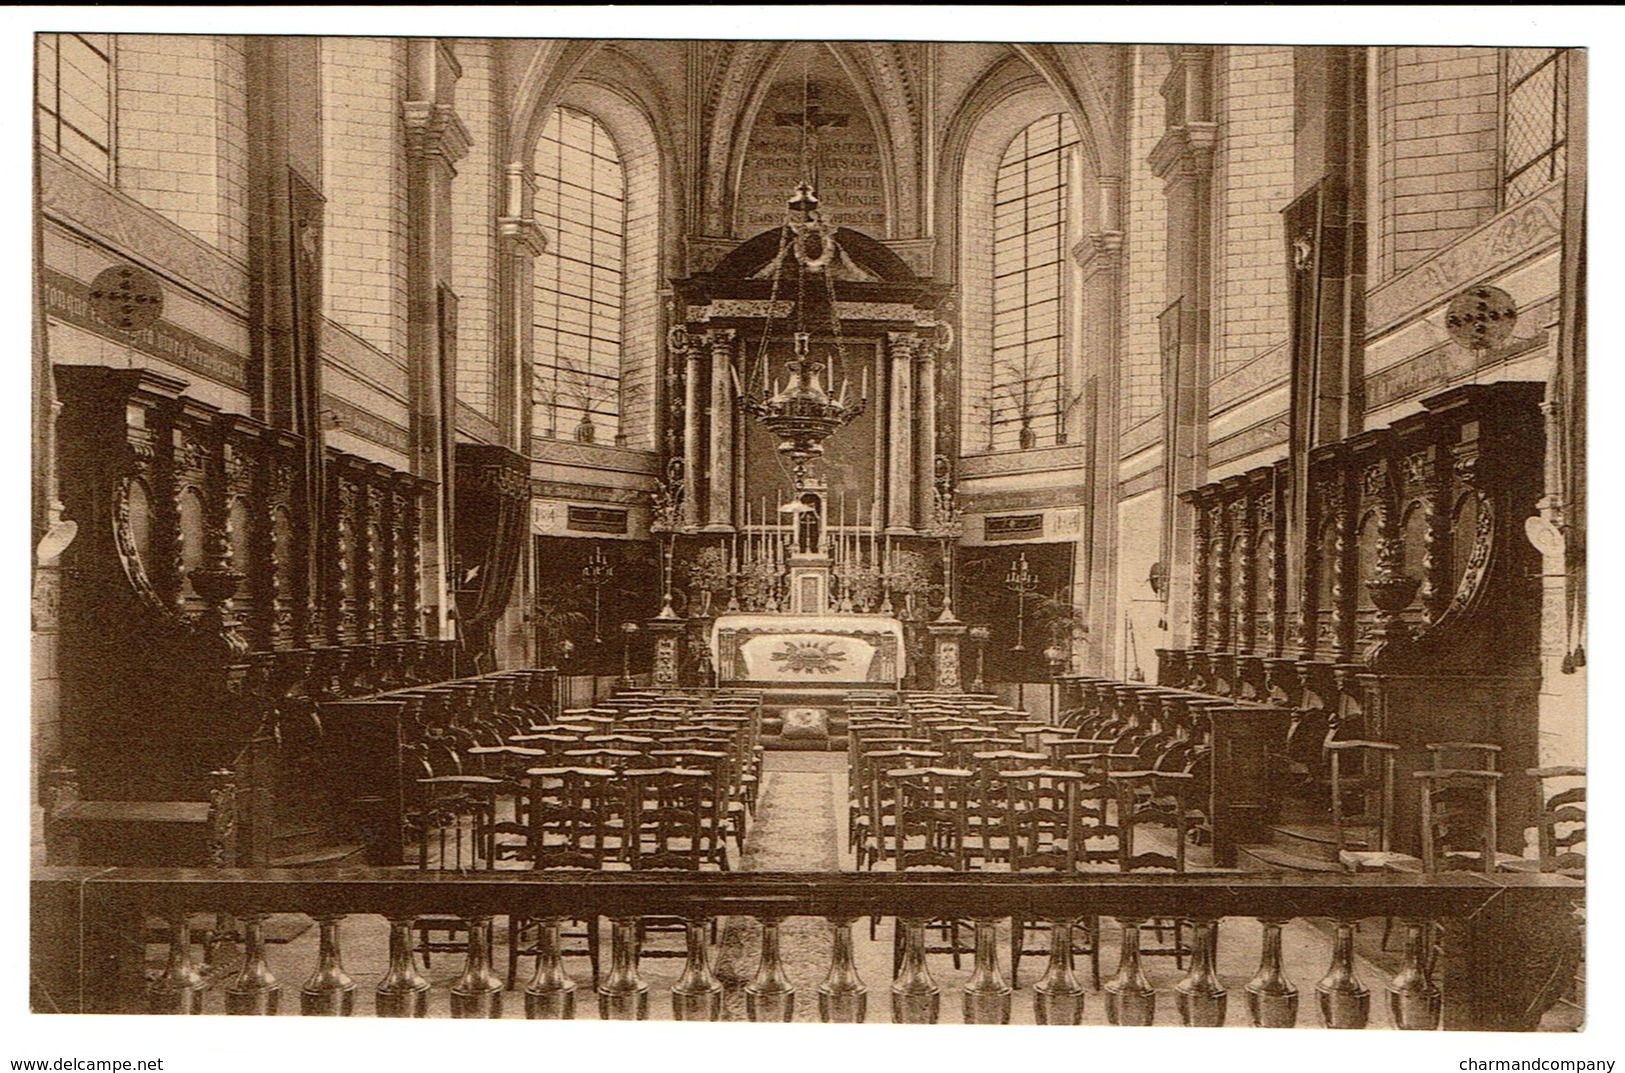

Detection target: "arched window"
[990, 114, 1078, 451]
[533, 107, 626, 445]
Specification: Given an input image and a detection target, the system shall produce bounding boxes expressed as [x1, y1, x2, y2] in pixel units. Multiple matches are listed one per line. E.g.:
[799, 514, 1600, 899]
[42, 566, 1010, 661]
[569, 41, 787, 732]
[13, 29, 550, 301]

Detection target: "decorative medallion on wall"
[1445, 285, 1517, 351]
[88, 263, 163, 333]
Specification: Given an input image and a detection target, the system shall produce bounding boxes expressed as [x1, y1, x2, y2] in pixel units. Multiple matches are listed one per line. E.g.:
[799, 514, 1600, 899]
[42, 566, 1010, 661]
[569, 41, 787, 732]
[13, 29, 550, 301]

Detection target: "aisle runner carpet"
[713, 763, 841, 1021]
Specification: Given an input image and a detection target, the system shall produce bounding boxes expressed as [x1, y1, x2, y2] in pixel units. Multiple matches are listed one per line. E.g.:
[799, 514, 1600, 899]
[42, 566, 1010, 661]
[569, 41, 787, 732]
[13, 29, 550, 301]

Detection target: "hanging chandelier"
[738, 179, 867, 490]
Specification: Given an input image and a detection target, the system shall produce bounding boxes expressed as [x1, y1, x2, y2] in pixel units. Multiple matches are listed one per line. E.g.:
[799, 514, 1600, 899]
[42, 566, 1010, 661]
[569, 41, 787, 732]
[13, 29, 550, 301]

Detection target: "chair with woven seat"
[648, 749, 736, 866]
[1502, 765, 1586, 877]
[856, 746, 944, 870]
[504, 766, 625, 989]
[1005, 768, 1102, 989]
[885, 766, 975, 974]
[410, 774, 504, 971]
[1327, 738, 1408, 871]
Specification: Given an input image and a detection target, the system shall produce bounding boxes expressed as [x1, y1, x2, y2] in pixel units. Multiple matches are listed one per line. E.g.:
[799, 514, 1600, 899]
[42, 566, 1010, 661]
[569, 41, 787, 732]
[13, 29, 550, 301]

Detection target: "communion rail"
[31, 867, 1580, 1028]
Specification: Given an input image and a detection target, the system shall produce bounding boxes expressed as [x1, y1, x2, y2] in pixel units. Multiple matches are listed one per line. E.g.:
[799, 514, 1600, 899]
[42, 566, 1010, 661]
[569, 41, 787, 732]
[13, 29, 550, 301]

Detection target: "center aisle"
[714, 752, 847, 1020]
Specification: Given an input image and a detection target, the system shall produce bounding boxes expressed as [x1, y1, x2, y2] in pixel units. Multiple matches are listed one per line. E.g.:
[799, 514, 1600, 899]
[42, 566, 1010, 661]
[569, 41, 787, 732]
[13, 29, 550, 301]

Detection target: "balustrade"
[33, 867, 1578, 1027]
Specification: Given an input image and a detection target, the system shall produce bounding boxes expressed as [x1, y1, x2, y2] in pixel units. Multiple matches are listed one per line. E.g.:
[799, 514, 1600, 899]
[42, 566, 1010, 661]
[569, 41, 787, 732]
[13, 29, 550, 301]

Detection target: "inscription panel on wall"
[737, 73, 886, 238]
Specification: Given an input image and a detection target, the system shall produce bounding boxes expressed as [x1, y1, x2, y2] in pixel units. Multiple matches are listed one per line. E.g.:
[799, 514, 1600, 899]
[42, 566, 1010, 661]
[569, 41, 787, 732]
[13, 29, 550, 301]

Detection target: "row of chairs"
[844, 690, 1216, 987]
[408, 687, 766, 989]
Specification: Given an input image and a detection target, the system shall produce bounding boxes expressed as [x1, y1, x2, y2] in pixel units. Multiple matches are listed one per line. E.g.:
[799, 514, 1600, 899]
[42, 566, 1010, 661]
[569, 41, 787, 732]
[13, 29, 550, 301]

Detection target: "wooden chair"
[1502, 765, 1586, 877]
[885, 767, 974, 974]
[411, 775, 503, 970]
[1005, 768, 1102, 989]
[1327, 739, 1404, 871]
[504, 766, 623, 989]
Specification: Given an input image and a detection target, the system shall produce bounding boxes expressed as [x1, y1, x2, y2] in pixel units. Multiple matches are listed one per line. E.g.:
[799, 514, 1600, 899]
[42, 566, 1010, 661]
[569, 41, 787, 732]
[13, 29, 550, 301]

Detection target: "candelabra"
[1004, 551, 1040, 652]
[737, 182, 868, 492]
[833, 557, 859, 613]
[649, 459, 691, 621]
[922, 463, 964, 624]
[581, 545, 613, 644]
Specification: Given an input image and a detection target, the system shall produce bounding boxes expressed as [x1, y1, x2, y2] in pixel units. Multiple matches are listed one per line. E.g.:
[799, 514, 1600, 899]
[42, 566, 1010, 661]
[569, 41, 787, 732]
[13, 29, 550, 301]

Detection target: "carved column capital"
[402, 100, 471, 170]
[886, 331, 921, 360]
[499, 219, 547, 259]
[1149, 123, 1218, 184]
[1074, 232, 1124, 274]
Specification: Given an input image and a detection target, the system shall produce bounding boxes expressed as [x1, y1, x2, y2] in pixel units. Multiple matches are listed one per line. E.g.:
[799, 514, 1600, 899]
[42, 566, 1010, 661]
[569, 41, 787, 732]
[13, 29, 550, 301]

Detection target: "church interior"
[30, 34, 1586, 1029]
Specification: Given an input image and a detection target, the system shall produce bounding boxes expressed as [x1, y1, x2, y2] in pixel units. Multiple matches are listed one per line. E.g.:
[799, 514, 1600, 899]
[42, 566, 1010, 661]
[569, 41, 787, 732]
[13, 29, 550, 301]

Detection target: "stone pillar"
[886, 332, 917, 533]
[681, 344, 702, 528]
[928, 622, 968, 693]
[915, 334, 938, 523]
[1148, 47, 1217, 650]
[705, 329, 736, 531]
[498, 163, 547, 451]
[647, 619, 684, 689]
[402, 39, 471, 642]
[497, 164, 546, 664]
[1076, 174, 1124, 675]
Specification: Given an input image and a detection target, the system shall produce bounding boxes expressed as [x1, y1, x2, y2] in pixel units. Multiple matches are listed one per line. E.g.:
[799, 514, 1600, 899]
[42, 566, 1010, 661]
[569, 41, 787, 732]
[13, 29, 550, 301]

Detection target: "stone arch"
[935, 50, 1052, 279]
[508, 39, 604, 161]
[1009, 43, 1122, 180]
[706, 41, 918, 241]
[701, 41, 782, 236]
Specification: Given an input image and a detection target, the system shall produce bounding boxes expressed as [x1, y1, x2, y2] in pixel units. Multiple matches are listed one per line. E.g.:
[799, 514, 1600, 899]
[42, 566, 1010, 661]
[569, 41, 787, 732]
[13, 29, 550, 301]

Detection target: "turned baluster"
[962, 918, 1012, 1024]
[450, 917, 503, 1018]
[1174, 919, 1227, 1026]
[1316, 919, 1370, 1029]
[597, 918, 648, 1020]
[524, 918, 577, 1020]
[1244, 918, 1299, 1027]
[1032, 920, 1086, 1025]
[1104, 918, 1156, 1026]
[818, 917, 867, 1023]
[1386, 920, 1441, 1030]
[671, 918, 722, 1021]
[375, 917, 430, 1018]
[224, 912, 280, 1015]
[890, 918, 941, 1024]
[147, 917, 206, 1015]
[745, 916, 795, 1022]
[300, 914, 356, 1016]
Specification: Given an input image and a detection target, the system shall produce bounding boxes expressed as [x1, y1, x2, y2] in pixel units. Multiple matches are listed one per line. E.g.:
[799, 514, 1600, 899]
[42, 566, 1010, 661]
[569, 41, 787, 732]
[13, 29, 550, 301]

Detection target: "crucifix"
[774, 81, 848, 191]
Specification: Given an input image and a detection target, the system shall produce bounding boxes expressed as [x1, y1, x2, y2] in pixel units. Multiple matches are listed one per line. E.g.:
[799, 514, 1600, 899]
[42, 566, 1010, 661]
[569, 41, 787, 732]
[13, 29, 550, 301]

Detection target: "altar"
[711, 613, 905, 686]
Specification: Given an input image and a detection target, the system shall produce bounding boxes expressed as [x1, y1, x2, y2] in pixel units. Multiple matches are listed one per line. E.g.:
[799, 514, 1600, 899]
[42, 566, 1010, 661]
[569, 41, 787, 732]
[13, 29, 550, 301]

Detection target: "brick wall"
[451, 40, 498, 420]
[1120, 46, 1169, 433]
[1212, 46, 1292, 378]
[114, 35, 250, 264]
[1374, 46, 1500, 281]
[321, 38, 408, 362]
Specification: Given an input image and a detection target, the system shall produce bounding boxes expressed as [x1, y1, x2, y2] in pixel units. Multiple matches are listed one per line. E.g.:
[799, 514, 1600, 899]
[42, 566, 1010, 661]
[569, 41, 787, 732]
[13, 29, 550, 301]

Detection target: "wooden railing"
[32, 867, 1580, 1028]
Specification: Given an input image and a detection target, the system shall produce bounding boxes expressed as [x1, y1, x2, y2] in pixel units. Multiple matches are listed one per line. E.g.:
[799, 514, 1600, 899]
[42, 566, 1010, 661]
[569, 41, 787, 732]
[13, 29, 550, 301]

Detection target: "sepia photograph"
[20, 6, 1602, 1067]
